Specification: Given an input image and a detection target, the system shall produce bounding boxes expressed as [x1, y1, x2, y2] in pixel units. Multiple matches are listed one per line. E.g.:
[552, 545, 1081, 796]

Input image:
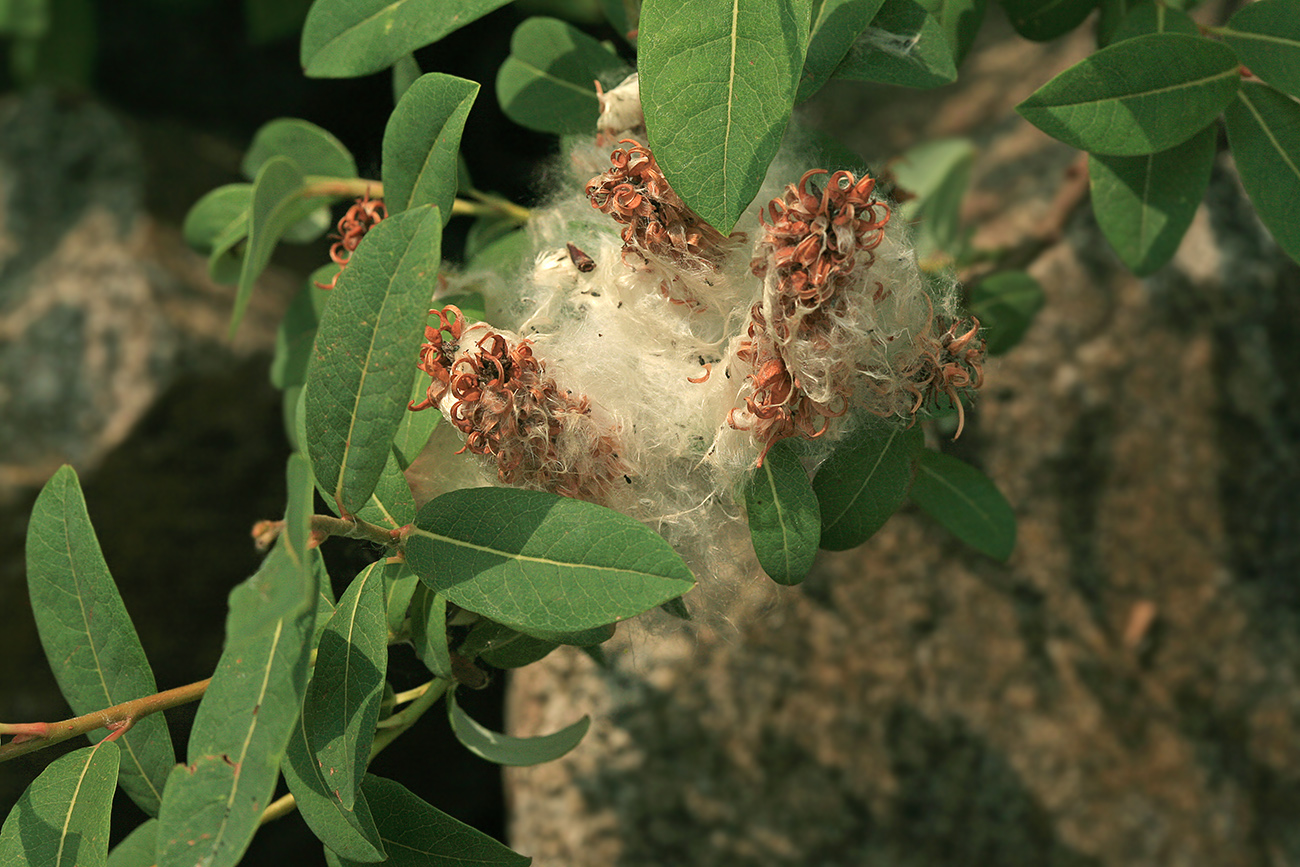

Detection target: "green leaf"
[640, 0, 815, 233]
[392, 366, 443, 470]
[1088, 123, 1215, 276]
[408, 585, 452, 680]
[25, 466, 174, 817]
[999, 0, 1096, 41]
[916, 0, 984, 66]
[383, 73, 479, 219]
[465, 227, 532, 280]
[272, 275, 331, 390]
[304, 562, 389, 812]
[325, 775, 529, 867]
[1016, 33, 1239, 156]
[1107, 2, 1198, 45]
[967, 270, 1046, 355]
[830, 0, 957, 89]
[743, 439, 821, 585]
[305, 204, 443, 517]
[384, 561, 420, 636]
[183, 184, 252, 285]
[1224, 81, 1300, 265]
[892, 137, 975, 256]
[910, 450, 1015, 561]
[448, 689, 589, 766]
[497, 16, 632, 135]
[1221, 0, 1300, 99]
[301, 0, 513, 78]
[405, 487, 696, 632]
[797, 0, 887, 103]
[813, 417, 922, 550]
[245, 0, 312, 44]
[243, 117, 357, 180]
[0, 741, 119, 867]
[107, 818, 156, 867]
[0, 0, 50, 37]
[356, 447, 418, 530]
[392, 53, 422, 104]
[478, 633, 561, 669]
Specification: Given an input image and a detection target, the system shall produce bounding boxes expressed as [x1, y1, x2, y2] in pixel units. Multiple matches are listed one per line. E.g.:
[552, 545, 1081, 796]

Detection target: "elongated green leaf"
[797, 0, 886, 102]
[999, 0, 1096, 41]
[448, 689, 589, 766]
[497, 16, 632, 134]
[384, 561, 420, 636]
[831, 0, 957, 89]
[1017, 34, 1239, 156]
[1107, 2, 1197, 44]
[183, 184, 251, 285]
[406, 487, 696, 632]
[1089, 123, 1215, 276]
[640, 0, 815, 233]
[243, 117, 357, 180]
[910, 450, 1015, 561]
[301, 0, 513, 78]
[408, 585, 453, 680]
[0, 741, 119, 867]
[916, 0, 984, 66]
[744, 439, 820, 585]
[25, 466, 174, 817]
[305, 204, 443, 517]
[383, 74, 478, 219]
[813, 417, 922, 550]
[1224, 82, 1300, 264]
[305, 561, 389, 811]
[892, 137, 975, 256]
[392, 367, 443, 470]
[106, 818, 156, 867]
[968, 270, 1045, 355]
[272, 275, 331, 390]
[325, 775, 529, 867]
[479, 633, 560, 669]
[1222, 0, 1300, 99]
[356, 447, 418, 530]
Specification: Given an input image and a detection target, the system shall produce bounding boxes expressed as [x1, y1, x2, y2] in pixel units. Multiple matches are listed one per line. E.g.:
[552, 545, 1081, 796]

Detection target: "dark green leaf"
[968, 270, 1046, 355]
[243, 117, 357, 180]
[305, 205, 443, 517]
[830, 0, 957, 90]
[304, 561, 389, 812]
[892, 137, 975, 256]
[383, 73, 479, 219]
[0, 0, 49, 37]
[391, 53, 422, 104]
[356, 447, 418, 530]
[1222, 0, 1300, 99]
[107, 818, 156, 867]
[916, 0, 984, 66]
[478, 633, 560, 669]
[408, 585, 452, 680]
[797, 0, 886, 103]
[522, 622, 616, 646]
[302, 0, 513, 77]
[640, 0, 815, 233]
[392, 367, 443, 470]
[602, 0, 638, 42]
[464, 227, 532, 280]
[1107, 2, 1197, 44]
[1224, 81, 1300, 264]
[910, 450, 1015, 561]
[448, 689, 589, 765]
[497, 16, 632, 134]
[245, 0, 312, 44]
[183, 183, 252, 252]
[25, 466, 174, 817]
[813, 417, 922, 550]
[1089, 123, 1215, 275]
[272, 274, 331, 390]
[0, 741, 119, 867]
[1016, 34, 1239, 156]
[999, 0, 1096, 41]
[384, 560, 420, 636]
[406, 487, 696, 632]
[325, 775, 529, 867]
[744, 439, 820, 585]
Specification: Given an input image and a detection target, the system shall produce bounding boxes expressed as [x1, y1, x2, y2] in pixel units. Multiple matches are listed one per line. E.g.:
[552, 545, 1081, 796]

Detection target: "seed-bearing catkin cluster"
[315, 195, 387, 290]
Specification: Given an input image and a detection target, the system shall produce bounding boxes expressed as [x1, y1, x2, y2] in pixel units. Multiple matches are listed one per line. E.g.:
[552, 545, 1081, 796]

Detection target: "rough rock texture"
[504, 16, 1300, 867]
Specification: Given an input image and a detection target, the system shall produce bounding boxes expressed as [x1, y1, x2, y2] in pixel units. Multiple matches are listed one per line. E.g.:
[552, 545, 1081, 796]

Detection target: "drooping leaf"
[301, 0, 514, 78]
[408, 585, 452, 680]
[243, 117, 357, 181]
[384, 560, 420, 636]
[478, 633, 561, 669]
[831, 0, 957, 89]
[324, 775, 529, 867]
[1016, 33, 1239, 156]
[813, 417, 923, 550]
[743, 439, 821, 585]
[448, 689, 590, 766]
[797, 0, 887, 103]
[1221, 0, 1300, 99]
[640, 0, 815, 233]
[25, 466, 174, 817]
[391, 53, 422, 104]
[1107, 1, 1197, 44]
[107, 818, 156, 867]
[392, 366, 443, 470]
[305, 204, 443, 517]
[183, 183, 251, 285]
[1088, 123, 1215, 276]
[999, 0, 1096, 41]
[405, 487, 696, 633]
[497, 16, 632, 135]
[967, 270, 1045, 355]
[910, 449, 1016, 561]
[382, 73, 479, 219]
[1224, 81, 1300, 265]
[272, 274, 332, 391]
[0, 741, 119, 867]
[916, 0, 984, 66]
[891, 137, 975, 256]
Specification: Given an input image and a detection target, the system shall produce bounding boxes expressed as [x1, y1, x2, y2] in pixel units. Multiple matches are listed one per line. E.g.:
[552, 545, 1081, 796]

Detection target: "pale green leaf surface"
[1016, 33, 1239, 156]
[640, 0, 814, 233]
[1222, 0, 1300, 99]
[25, 466, 173, 817]
[1000, 0, 1097, 41]
[744, 439, 821, 585]
[406, 487, 696, 633]
[448, 689, 589, 766]
[183, 184, 252, 252]
[392, 53, 421, 103]
[813, 418, 922, 550]
[0, 741, 119, 867]
[106, 818, 156, 867]
[831, 0, 957, 89]
[383, 73, 479, 219]
[305, 205, 442, 517]
[910, 450, 1016, 561]
[893, 137, 975, 256]
[243, 117, 357, 180]
[797, 0, 887, 102]
[968, 270, 1045, 355]
[1224, 81, 1300, 264]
